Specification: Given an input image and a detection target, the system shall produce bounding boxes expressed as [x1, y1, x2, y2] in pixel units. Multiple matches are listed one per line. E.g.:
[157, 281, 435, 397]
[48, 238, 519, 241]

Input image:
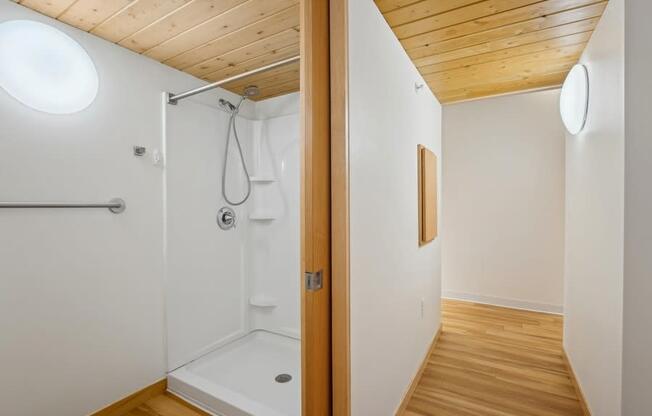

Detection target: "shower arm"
[166, 55, 300, 105]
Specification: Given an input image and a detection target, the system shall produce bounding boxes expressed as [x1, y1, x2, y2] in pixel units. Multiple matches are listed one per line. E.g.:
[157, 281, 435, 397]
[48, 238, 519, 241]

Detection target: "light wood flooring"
[123, 393, 207, 416]
[117, 299, 584, 416]
[404, 299, 585, 416]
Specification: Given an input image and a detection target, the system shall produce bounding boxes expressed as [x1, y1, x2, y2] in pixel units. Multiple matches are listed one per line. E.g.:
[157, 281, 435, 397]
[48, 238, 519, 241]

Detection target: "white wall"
[442, 90, 566, 313]
[0, 2, 249, 415]
[622, 1, 652, 413]
[348, 1, 442, 414]
[563, 0, 624, 414]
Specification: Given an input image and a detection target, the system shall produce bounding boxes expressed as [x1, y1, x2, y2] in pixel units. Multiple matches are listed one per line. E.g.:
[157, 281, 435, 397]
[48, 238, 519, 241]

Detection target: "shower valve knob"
[217, 207, 236, 230]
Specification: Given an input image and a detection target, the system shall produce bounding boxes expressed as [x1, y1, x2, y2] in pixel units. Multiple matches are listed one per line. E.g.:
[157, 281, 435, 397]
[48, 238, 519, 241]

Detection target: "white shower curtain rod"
[166, 55, 300, 105]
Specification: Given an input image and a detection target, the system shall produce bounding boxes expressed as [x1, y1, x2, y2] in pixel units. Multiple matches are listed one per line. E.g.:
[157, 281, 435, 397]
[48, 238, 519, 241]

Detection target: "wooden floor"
[123, 393, 207, 416]
[118, 299, 583, 416]
[404, 299, 584, 416]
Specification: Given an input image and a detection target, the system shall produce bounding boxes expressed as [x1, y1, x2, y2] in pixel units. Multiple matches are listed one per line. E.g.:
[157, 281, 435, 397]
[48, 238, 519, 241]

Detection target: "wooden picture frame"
[418, 145, 438, 245]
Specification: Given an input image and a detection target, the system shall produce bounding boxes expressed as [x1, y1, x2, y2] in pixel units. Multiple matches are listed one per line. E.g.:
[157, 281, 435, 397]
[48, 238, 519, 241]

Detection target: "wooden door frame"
[300, 0, 333, 415]
[300, 0, 350, 414]
[300, 0, 350, 416]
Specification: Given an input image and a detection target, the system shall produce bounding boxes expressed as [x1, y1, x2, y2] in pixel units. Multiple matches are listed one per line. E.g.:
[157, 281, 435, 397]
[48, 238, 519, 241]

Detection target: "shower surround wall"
[165, 93, 300, 371]
[246, 94, 301, 339]
[164, 96, 251, 371]
[164, 93, 301, 416]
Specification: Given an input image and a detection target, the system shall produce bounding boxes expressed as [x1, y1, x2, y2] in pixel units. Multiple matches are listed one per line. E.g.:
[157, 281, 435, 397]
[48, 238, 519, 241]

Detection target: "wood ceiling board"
[58, 0, 132, 32]
[435, 61, 575, 94]
[203, 42, 300, 83]
[400, 0, 602, 51]
[253, 78, 300, 101]
[16, 0, 301, 100]
[438, 71, 568, 102]
[425, 43, 586, 85]
[143, 0, 298, 62]
[376, 0, 423, 13]
[429, 53, 580, 93]
[163, 4, 299, 69]
[406, 2, 606, 60]
[419, 31, 593, 75]
[222, 71, 299, 99]
[394, 0, 543, 39]
[185, 27, 299, 78]
[19, 0, 76, 18]
[222, 62, 300, 90]
[413, 17, 599, 67]
[91, 0, 195, 43]
[384, 0, 480, 27]
[117, 0, 248, 53]
[375, 0, 608, 102]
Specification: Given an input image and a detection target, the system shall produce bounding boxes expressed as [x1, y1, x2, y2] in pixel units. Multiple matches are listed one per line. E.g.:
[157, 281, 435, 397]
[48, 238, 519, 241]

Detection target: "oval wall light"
[0, 20, 98, 114]
[559, 64, 589, 135]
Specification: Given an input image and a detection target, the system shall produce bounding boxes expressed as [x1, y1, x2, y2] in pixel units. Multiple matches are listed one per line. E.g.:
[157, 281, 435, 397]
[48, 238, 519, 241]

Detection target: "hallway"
[404, 300, 585, 416]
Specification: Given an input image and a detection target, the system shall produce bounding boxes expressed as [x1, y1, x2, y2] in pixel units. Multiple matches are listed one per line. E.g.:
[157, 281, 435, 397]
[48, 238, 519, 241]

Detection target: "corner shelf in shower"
[248, 212, 276, 221]
[249, 295, 278, 308]
[249, 176, 276, 183]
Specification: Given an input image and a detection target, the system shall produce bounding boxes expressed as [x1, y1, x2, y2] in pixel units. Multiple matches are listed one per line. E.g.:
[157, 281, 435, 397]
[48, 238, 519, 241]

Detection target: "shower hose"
[221, 97, 251, 206]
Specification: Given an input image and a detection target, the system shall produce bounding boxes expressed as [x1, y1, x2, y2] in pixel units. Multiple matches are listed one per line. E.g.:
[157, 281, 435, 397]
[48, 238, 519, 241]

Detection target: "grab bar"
[0, 198, 126, 214]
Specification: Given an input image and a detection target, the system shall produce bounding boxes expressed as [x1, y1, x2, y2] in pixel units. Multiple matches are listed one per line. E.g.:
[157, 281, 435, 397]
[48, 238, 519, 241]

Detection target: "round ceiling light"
[559, 64, 589, 135]
[0, 20, 98, 114]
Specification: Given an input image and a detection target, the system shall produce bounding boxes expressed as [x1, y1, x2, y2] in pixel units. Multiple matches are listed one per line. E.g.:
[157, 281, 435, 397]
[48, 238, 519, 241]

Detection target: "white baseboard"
[442, 291, 563, 315]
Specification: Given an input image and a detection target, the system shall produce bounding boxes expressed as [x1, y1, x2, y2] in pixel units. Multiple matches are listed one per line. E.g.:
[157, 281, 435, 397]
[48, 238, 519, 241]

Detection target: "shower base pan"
[168, 330, 300, 416]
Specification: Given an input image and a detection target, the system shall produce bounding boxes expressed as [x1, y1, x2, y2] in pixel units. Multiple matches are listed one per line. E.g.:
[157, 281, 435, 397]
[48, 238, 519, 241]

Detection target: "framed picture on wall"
[418, 145, 438, 245]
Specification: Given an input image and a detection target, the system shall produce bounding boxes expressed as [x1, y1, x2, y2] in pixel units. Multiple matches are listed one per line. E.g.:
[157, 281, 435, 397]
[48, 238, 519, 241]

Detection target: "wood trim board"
[562, 348, 593, 415]
[89, 379, 167, 416]
[395, 325, 443, 415]
[330, 0, 351, 415]
[300, 0, 332, 414]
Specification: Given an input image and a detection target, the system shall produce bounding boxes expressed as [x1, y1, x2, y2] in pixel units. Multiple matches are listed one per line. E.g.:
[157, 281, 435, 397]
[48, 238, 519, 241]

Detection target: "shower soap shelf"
[249, 176, 276, 183]
[249, 295, 278, 308]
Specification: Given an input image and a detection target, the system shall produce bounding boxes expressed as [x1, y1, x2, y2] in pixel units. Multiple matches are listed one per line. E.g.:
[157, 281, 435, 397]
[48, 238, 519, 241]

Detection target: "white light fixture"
[559, 64, 589, 135]
[0, 20, 98, 114]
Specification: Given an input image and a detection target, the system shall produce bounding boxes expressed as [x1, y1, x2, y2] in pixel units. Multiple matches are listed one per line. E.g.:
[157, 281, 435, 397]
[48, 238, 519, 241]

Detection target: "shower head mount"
[243, 85, 260, 99]
[218, 98, 236, 112]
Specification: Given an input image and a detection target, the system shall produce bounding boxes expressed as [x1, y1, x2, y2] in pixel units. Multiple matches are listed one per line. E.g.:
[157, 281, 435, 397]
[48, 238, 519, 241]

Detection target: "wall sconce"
[559, 64, 589, 135]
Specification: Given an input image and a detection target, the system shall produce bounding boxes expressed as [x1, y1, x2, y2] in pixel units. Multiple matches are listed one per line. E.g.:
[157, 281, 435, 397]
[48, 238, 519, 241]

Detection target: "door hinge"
[305, 270, 323, 291]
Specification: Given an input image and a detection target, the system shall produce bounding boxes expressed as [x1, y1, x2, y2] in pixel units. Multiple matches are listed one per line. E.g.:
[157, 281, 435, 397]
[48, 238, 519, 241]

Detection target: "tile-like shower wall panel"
[165, 99, 251, 371]
[247, 93, 300, 338]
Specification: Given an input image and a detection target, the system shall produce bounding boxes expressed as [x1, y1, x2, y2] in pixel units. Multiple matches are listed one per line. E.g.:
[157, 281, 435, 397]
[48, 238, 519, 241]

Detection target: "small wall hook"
[415, 82, 425, 93]
[133, 146, 147, 157]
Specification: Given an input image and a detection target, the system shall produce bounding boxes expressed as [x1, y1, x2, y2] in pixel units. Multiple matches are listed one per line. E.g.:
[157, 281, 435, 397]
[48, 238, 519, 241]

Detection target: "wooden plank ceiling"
[15, 0, 300, 101]
[375, 0, 608, 103]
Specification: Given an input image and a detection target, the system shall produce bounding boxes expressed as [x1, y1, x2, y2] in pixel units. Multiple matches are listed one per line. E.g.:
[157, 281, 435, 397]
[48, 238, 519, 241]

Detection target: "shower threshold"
[168, 330, 300, 416]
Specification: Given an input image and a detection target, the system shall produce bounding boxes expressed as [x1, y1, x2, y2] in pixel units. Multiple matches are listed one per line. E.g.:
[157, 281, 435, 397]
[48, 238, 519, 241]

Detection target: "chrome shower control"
[217, 207, 236, 230]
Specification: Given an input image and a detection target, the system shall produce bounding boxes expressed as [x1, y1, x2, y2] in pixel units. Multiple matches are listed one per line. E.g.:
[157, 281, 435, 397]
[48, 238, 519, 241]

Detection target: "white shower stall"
[163, 91, 301, 416]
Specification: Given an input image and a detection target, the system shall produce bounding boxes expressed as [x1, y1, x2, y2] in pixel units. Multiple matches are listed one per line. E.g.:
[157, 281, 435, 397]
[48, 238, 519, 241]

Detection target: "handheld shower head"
[218, 98, 236, 112]
[218, 85, 259, 113]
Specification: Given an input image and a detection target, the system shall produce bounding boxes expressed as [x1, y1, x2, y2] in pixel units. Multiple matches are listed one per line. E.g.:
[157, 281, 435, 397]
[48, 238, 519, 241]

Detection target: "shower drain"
[275, 373, 292, 383]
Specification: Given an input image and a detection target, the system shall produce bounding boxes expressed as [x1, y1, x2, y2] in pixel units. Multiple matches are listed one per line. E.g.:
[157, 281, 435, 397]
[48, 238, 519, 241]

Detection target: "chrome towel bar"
[0, 198, 126, 214]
